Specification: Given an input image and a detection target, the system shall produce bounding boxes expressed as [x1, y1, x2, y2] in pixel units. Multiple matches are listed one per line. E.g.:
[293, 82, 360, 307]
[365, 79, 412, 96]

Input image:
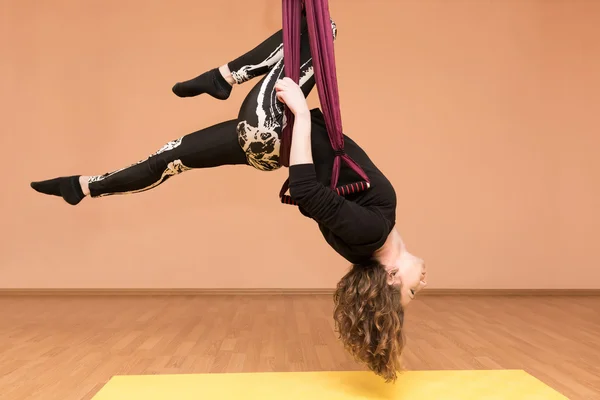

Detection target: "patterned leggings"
[88, 16, 337, 198]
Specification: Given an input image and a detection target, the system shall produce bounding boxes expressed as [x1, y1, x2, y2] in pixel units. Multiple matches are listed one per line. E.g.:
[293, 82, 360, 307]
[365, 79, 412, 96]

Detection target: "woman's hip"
[236, 67, 286, 172]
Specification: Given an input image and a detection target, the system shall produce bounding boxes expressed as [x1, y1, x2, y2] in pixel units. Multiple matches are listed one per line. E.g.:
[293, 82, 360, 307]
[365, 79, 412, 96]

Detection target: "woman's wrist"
[293, 110, 311, 132]
[294, 109, 311, 120]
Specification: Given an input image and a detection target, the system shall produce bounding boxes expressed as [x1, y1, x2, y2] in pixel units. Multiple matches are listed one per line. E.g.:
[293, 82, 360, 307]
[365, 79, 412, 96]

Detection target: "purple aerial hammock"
[278, 0, 371, 205]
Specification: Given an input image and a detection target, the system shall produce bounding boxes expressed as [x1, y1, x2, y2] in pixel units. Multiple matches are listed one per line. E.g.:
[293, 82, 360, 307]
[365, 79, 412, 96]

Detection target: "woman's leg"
[30, 119, 247, 205]
[171, 25, 289, 99]
[236, 18, 337, 171]
[30, 16, 338, 203]
[170, 14, 334, 99]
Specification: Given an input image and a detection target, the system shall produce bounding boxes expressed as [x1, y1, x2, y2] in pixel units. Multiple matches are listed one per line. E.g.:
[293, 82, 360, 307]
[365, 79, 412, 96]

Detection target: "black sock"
[172, 68, 232, 99]
[30, 175, 86, 206]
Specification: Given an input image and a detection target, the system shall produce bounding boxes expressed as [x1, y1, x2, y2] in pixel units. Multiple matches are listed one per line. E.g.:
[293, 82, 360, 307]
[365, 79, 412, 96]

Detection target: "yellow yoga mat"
[92, 370, 568, 400]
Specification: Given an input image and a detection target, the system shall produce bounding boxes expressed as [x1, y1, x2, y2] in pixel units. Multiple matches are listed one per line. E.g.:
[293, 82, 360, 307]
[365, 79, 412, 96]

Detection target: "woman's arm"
[275, 79, 389, 247]
[275, 77, 315, 166]
[288, 110, 313, 166]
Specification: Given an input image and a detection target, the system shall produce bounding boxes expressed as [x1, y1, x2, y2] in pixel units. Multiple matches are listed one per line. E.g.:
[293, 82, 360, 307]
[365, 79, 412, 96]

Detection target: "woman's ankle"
[79, 176, 90, 196]
[219, 64, 236, 86]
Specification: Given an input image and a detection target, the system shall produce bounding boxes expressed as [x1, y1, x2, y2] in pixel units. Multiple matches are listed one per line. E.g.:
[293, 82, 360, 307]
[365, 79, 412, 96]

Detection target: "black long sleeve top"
[288, 108, 397, 264]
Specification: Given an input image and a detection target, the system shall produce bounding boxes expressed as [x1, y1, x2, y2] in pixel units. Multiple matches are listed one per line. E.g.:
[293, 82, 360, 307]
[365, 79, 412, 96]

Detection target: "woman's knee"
[331, 18, 338, 41]
[145, 137, 190, 175]
[301, 13, 337, 41]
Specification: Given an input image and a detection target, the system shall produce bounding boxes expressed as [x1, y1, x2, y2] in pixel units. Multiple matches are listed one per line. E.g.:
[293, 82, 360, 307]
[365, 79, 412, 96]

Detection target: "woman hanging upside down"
[30, 15, 427, 382]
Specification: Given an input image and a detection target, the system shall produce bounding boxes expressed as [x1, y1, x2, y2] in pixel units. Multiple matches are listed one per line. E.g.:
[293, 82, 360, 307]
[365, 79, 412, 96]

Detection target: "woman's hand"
[275, 77, 309, 116]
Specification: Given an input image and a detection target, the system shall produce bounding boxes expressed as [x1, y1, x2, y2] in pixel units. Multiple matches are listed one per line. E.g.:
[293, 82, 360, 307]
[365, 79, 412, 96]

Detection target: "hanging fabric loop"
[279, 0, 303, 167]
[279, 0, 371, 204]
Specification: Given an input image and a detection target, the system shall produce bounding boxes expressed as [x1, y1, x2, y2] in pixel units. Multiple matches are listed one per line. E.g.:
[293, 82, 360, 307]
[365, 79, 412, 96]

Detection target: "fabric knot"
[334, 149, 345, 156]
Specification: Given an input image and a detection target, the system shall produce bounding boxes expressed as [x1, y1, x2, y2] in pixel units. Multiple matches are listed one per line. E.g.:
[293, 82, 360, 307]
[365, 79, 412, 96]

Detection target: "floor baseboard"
[0, 288, 598, 296]
[0, 288, 334, 296]
[421, 289, 600, 296]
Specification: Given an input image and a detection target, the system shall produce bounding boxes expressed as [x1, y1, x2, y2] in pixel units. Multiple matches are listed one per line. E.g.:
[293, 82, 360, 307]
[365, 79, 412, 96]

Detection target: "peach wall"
[1, 0, 598, 289]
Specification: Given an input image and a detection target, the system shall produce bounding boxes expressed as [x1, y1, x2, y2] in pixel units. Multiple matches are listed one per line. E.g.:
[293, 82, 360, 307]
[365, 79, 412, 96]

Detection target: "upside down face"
[386, 237, 427, 307]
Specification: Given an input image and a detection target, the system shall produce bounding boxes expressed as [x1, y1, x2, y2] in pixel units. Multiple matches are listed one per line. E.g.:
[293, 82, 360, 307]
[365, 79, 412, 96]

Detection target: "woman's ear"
[386, 268, 399, 286]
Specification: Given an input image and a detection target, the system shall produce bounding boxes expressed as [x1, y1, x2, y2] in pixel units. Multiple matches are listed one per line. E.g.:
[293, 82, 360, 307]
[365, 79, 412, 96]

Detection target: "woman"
[30, 15, 427, 381]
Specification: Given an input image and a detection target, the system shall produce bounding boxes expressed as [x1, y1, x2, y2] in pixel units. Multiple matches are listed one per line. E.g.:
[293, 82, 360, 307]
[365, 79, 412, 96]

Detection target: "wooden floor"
[0, 295, 598, 400]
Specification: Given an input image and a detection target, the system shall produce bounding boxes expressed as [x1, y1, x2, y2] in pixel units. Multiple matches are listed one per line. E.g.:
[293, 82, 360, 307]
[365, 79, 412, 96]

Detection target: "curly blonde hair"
[333, 261, 406, 382]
